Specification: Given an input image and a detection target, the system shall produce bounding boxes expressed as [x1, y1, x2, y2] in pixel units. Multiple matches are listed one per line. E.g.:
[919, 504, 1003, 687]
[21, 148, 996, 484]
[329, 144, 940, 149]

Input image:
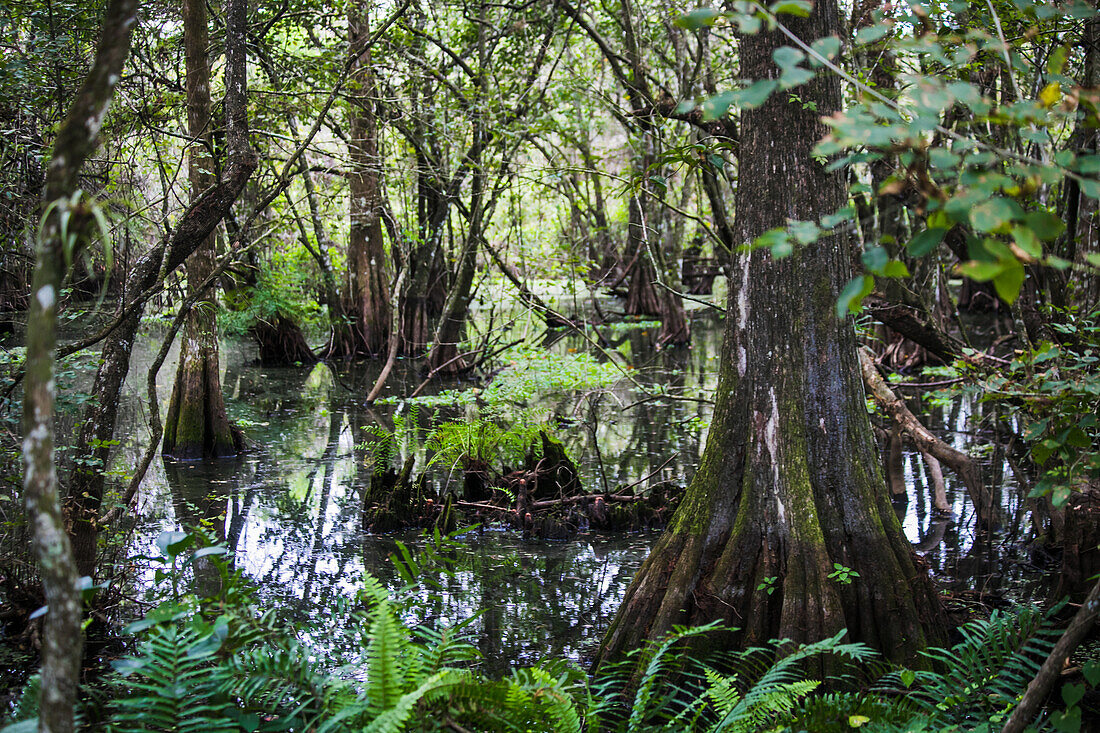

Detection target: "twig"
[620, 454, 676, 493]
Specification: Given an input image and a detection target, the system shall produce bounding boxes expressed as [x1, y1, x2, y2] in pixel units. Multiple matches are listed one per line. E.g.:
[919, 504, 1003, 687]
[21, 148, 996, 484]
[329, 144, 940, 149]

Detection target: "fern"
[784, 606, 1062, 732]
[106, 624, 236, 733]
[882, 606, 1058, 726]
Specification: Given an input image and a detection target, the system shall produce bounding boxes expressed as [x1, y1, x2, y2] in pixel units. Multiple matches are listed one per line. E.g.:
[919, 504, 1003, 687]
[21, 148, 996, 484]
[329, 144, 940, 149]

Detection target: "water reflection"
[106, 309, 1046, 667]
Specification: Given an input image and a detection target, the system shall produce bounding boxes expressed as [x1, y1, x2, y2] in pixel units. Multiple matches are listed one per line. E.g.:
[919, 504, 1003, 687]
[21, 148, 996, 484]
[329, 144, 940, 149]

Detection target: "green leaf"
[1052, 486, 1072, 509]
[1024, 419, 1048, 441]
[883, 260, 910, 278]
[992, 258, 1026, 303]
[1024, 210, 1066, 240]
[675, 8, 722, 29]
[862, 245, 889, 273]
[1011, 226, 1042, 258]
[1076, 155, 1100, 174]
[907, 228, 947, 257]
[1063, 682, 1086, 708]
[739, 79, 778, 108]
[929, 147, 960, 170]
[836, 275, 875, 317]
[855, 23, 890, 44]
[809, 36, 841, 66]
[1047, 44, 1069, 75]
[770, 0, 812, 16]
[701, 90, 737, 121]
[1082, 659, 1100, 687]
[1085, 252, 1100, 268]
[969, 197, 1016, 232]
[1051, 706, 1082, 733]
[192, 545, 227, 560]
[1079, 178, 1100, 199]
[1066, 427, 1090, 448]
[899, 669, 916, 688]
[958, 260, 1005, 282]
[674, 99, 696, 114]
[773, 46, 805, 70]
[780, 66, 816, 88]
[156, 530, 193, 558]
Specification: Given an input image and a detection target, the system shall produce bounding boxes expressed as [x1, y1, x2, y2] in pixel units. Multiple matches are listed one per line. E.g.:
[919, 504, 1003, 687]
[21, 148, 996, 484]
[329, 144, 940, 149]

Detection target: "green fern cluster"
[424, 414, 545, 472]
[588, 625, 875, 733]
[786, 607, 1061, 732]
[82, 533, 588, 733]
[361, 405, 422, 476]
[2, 533, 1073, 733]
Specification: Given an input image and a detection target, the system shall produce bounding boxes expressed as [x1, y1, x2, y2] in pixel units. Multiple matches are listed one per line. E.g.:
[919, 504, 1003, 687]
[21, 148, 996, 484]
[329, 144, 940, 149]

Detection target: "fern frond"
[106, 625, 235, 733]
[887, 605, 1058, 724]
[627, 622, 724, 730]
[364, 594, 409, 714]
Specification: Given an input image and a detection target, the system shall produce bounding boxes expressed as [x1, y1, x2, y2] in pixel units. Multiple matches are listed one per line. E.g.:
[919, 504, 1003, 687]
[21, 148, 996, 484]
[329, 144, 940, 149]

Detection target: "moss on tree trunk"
[596, 2, 945, 667]
[162, 0, 237, 460]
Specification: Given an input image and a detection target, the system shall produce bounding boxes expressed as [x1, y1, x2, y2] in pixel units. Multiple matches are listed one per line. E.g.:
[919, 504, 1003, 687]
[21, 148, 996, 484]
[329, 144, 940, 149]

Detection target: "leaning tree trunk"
[596, 3, 945, 667]
[162, 0, 236, 459]
[347, 1, 391, 357]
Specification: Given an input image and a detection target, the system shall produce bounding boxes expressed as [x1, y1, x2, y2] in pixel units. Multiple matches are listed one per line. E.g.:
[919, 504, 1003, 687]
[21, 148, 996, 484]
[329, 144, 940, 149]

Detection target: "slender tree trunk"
[24, 1, 138, 731]
[427, 124, 484, 374]
[162, 0, 237, 459]
[348, 2, 391, 356]
[596, 3, 944, 667]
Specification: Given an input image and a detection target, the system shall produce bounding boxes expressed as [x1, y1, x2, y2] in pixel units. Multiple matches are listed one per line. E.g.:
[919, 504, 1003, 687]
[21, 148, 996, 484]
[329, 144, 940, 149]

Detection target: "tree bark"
[65, 0, 256, 576]
[348, 2, 392, 357]
[160, 0, 236, 459]
[24, 1, 138, 731]
[596, 3, 945, 667]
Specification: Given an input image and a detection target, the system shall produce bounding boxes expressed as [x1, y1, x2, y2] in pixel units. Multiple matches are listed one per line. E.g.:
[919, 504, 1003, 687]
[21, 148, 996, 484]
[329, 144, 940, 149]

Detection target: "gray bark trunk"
[25, 1, 139, 730]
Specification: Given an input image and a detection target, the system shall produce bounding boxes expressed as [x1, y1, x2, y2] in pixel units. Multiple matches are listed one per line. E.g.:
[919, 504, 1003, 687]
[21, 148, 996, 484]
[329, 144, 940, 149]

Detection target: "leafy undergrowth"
[379, 344, 624, 410]
[2, 531, 1090, 733]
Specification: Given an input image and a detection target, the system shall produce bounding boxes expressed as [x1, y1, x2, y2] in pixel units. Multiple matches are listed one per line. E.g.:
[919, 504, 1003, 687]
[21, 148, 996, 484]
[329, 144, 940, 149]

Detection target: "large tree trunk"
[596, 4, 945, 667]
[347, 2, 391, 357]
[162, 0, 236, 459]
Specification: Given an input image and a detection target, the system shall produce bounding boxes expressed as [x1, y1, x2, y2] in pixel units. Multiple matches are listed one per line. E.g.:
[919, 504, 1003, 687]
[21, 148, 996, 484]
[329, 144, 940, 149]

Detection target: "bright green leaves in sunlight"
[677, 0, 1100, 318]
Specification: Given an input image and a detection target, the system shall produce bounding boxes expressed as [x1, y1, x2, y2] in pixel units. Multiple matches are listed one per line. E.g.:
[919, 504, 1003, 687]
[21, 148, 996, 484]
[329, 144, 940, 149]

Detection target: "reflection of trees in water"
[164, 457, 255, 596]
[229, 406, 365, 616]
[138, 312, 1052, 665]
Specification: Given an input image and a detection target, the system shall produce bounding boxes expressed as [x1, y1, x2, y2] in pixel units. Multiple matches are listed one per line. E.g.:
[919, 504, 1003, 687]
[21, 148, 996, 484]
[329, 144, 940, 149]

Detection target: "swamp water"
[27, 305, 1047, 670]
